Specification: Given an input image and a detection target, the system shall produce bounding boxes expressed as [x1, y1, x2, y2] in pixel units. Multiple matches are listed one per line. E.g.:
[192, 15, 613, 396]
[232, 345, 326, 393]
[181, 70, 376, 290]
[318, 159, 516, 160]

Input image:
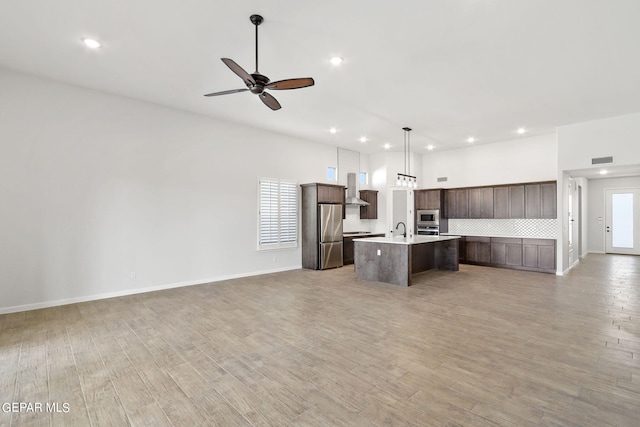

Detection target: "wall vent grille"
[592, 156, 613, 165]
[437, 177, 448, 182]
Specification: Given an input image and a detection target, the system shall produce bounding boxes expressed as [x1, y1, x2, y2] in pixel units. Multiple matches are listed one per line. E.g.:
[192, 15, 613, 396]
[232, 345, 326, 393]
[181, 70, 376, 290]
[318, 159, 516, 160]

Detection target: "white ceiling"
[567, 164, 640, 180]
[2, 1, 640, 155]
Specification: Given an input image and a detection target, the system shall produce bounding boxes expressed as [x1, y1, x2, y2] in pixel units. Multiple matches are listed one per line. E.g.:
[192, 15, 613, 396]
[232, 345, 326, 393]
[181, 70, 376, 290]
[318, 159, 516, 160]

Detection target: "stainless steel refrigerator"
[318, 204, 343, 269]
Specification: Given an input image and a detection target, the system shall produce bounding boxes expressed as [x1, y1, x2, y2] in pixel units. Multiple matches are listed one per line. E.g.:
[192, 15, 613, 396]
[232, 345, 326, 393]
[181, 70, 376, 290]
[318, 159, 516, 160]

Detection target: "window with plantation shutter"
[258, 178, 298, 249]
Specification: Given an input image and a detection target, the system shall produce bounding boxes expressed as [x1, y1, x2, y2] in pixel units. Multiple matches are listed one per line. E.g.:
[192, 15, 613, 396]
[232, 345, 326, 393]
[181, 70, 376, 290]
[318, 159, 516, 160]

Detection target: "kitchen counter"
[343, 231, 379, 237]
[440, 232, 557, 240]
[356, 235, 460, 245]
[354, 235, 460, 286]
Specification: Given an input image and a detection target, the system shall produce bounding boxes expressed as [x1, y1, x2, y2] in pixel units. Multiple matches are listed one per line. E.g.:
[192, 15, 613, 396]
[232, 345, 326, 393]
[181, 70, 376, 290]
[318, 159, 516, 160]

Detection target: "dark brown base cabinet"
[523, 239, 556, 272]
[464, 236, 491, 264]
[458, 236, 556, 274]
[491, 238, 524, 267]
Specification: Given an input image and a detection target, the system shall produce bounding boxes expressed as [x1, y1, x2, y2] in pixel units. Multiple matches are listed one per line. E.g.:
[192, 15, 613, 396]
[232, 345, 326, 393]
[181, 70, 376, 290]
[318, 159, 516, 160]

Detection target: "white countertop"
[440, 233, 557, 240]
[353, 235, 461, 245]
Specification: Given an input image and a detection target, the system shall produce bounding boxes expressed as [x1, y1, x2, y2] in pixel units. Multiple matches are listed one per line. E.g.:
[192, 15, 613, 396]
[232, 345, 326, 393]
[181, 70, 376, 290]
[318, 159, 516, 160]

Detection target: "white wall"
[558, 112, 640, 171]
[422, 134, 558, 188]
[369, 152, 390, 234]
[587, 176, 640, 253]
[0, 68, 340, 313]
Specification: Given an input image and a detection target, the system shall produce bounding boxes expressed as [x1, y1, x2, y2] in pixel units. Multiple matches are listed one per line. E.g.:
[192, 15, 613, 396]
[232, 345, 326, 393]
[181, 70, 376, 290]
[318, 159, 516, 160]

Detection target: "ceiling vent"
[437, 177, 448, 182]
[592, 156, 613, 165]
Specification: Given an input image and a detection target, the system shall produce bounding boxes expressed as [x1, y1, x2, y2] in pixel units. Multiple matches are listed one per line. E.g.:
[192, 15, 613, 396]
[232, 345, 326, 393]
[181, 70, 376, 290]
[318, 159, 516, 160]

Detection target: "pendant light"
[396, 127, 418, 188]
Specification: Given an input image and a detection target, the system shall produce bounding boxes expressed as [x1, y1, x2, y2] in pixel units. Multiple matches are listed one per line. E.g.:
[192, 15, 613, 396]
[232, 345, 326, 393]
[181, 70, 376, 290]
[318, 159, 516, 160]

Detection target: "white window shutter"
[259, 179, 298, 249]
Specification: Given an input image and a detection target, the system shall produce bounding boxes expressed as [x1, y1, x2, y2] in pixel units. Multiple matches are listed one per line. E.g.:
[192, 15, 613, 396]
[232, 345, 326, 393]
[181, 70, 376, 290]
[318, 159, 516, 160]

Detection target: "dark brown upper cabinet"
[540, 182, 557, 219]
[525, 182, 557, 219]
[316, 183, 345, 204]
[415, 189, 443, 210]
[445, 189, 469, 218]
[468, 187, 494, 218]
[444, 181, 555, 219]
[494, 185, 525, 218]
[359, 190, 378, 219]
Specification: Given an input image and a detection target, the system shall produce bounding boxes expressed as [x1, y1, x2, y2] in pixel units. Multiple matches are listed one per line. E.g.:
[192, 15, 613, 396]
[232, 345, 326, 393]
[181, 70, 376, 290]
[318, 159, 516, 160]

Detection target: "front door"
[605, 188, 640, 255]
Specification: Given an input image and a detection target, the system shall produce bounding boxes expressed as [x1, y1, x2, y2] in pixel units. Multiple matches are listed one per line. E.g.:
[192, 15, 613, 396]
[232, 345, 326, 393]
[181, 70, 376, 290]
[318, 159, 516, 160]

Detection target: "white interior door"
[605, 188, 640, 255]
[567, 178, 581, 266]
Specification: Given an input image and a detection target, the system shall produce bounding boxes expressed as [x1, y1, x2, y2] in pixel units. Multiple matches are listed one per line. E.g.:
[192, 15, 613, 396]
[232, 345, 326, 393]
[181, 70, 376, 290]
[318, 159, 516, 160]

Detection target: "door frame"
[568, 178, 580, 268]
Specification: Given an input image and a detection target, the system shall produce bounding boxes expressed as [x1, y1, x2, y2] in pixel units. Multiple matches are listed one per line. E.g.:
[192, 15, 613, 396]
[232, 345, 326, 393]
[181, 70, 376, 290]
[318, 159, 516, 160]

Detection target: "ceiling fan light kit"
[204, 14, 315, 111]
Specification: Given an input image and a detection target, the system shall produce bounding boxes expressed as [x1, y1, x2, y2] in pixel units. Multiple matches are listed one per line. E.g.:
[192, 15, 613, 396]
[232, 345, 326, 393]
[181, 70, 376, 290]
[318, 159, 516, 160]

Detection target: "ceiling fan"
[204, 14, 315, 110]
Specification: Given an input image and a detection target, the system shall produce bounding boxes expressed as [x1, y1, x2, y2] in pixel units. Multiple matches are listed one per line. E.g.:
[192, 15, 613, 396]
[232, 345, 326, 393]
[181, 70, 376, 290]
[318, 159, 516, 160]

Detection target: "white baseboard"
[560, 257, 581, 276]
[587, 250, 606, 254]
[0, 265, 301, 315]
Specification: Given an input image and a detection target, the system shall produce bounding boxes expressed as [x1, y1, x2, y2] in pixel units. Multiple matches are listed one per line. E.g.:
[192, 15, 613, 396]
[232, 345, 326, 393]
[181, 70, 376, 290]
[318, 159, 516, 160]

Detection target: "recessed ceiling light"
[329, 127, 337, 134]
[427, 145, 434, 150]
[383, 143, 391, 150]
[359, 136, 367, 143]
[82, 38, 101, 49]
[467, 137, 475, 143]
[330, 56, 343, 66]
[516, 128, 527, 135]
[599, 169, 608, 175]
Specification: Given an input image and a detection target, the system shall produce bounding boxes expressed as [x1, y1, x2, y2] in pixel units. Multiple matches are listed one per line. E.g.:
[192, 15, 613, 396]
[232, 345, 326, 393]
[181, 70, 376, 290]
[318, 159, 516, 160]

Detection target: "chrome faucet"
[395, 222, 406, 238]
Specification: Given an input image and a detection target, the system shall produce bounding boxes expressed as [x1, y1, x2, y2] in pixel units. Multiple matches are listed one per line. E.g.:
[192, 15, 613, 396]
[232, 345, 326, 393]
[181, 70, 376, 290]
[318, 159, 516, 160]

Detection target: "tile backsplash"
[448, 219, 558, 239]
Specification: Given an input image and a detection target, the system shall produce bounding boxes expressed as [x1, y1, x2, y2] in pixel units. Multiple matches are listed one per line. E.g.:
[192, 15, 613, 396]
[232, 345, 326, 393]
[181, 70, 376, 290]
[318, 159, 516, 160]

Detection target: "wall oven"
[417, 209, 440, 236]
[417, 209, 440, 227]
[417, 226, 440, 236]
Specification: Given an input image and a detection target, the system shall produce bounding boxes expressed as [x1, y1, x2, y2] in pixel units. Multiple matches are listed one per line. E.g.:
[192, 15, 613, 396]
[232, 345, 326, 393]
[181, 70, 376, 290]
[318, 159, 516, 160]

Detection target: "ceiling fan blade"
[204, 88, 249, 97]
[221, 58, 256, 86]
[266, 77, 315, 90]
[259, 92, 281, 110]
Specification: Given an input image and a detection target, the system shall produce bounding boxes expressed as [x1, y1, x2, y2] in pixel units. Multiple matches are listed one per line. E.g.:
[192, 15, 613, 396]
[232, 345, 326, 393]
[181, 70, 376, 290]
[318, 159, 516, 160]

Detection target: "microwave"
[417, 209, 440, 226]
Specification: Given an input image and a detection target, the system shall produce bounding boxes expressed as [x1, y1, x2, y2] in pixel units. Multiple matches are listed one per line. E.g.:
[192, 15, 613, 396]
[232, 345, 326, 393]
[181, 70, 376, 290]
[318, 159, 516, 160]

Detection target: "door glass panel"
[612, 193, 633, 248]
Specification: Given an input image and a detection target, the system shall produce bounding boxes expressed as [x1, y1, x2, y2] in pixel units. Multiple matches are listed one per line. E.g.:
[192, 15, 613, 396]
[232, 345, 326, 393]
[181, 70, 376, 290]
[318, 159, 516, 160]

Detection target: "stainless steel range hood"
[345, 173, 369, 206]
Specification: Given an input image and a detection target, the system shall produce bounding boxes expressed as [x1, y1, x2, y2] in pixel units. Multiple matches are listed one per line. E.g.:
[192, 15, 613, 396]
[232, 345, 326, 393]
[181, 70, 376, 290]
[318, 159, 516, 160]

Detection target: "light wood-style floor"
[1, 254, 639, 426]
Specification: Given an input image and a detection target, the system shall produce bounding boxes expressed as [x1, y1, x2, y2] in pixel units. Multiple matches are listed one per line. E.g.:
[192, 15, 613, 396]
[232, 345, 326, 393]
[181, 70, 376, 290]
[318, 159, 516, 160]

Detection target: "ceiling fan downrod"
[250, 14, 263, 73]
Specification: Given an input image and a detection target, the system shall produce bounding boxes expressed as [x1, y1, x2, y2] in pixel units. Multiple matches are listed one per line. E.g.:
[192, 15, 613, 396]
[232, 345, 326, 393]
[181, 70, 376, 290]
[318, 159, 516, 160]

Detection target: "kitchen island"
[354, 235, 460, 286]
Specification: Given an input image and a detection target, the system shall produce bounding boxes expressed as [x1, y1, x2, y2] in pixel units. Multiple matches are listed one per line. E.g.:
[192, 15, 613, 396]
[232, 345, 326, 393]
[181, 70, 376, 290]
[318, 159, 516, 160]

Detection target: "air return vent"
[592, 156, 613, 165]
[437, 177, 448, 182]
